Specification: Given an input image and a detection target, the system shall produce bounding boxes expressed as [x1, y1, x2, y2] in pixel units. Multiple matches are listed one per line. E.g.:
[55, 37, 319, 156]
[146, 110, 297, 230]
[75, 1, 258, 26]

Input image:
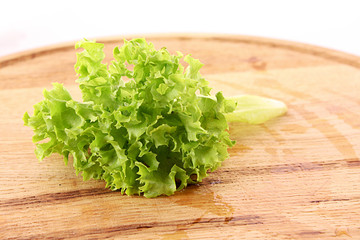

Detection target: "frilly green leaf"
[24, 38, 286, 198]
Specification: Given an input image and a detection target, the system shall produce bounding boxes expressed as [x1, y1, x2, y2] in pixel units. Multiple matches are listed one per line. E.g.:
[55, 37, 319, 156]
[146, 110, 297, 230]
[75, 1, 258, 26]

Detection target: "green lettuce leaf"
[24, 38, 286, 198]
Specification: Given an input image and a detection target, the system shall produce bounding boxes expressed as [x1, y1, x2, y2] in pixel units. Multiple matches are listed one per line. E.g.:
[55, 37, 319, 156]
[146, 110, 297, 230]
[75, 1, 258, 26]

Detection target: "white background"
[1, 0, 359, 57]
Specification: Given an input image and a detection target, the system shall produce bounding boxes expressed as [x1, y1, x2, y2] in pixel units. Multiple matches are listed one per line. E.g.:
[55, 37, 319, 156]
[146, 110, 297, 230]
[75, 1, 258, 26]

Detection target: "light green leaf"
[24, 38, 286, 198]
[224, 95, 287, 124]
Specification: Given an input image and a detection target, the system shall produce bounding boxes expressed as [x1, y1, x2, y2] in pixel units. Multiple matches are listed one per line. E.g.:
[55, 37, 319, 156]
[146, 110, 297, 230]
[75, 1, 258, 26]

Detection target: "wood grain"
[1, 34, 360, 239]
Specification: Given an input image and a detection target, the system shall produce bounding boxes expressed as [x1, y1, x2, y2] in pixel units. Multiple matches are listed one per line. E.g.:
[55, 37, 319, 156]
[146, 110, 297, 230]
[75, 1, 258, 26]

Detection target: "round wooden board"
[1, 34, 360, 239]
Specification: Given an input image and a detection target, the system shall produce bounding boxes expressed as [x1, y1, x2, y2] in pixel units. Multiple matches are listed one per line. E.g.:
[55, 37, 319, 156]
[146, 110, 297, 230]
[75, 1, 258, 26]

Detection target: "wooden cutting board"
[1, 34, 360, 239]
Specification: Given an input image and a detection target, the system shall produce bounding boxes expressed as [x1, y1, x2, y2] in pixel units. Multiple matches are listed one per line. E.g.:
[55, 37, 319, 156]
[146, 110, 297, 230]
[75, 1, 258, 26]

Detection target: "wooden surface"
[1, 34, 360, 239]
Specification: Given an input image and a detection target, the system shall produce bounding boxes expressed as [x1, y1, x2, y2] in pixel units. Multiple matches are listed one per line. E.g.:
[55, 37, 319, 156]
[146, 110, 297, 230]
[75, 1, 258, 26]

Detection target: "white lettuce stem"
[223, 95, 287, 124]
